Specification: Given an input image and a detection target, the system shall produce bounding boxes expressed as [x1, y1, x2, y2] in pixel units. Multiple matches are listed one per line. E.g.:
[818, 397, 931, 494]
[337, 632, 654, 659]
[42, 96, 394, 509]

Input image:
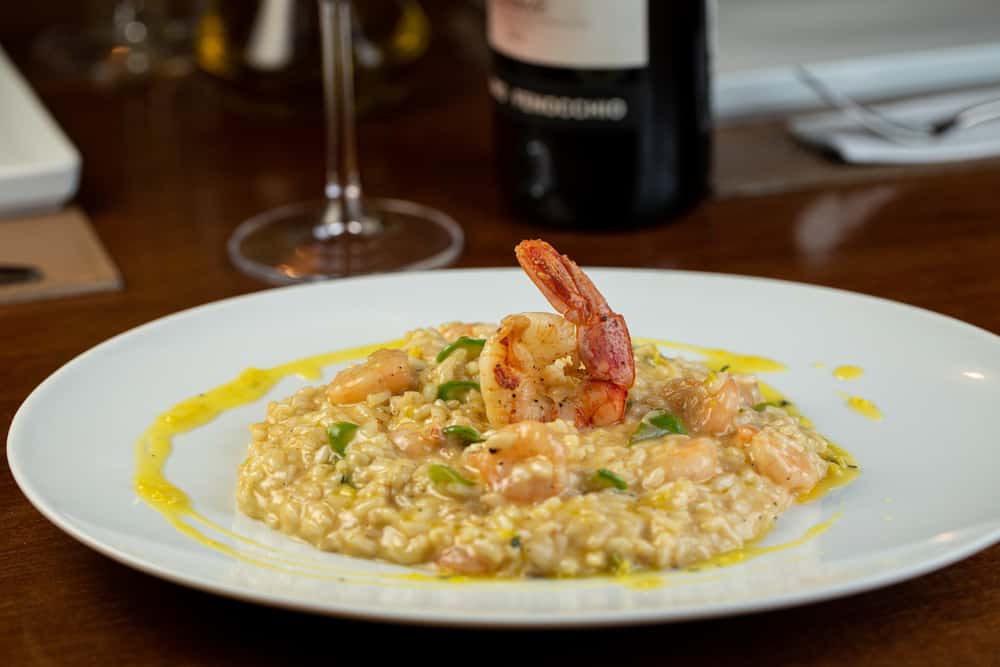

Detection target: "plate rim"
[7, 473, 1000, 628]
[8, 267, 1000, 627]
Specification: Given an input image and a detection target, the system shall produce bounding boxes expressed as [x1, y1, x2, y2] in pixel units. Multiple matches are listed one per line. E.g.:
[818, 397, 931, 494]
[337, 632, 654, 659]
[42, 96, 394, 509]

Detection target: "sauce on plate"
[133, 336, 863, 585]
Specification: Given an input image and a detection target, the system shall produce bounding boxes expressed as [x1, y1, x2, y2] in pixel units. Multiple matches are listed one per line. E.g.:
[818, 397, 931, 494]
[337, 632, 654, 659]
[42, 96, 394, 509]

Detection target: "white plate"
[8, 269, 1000, 627]
[0, 45, 80, 218]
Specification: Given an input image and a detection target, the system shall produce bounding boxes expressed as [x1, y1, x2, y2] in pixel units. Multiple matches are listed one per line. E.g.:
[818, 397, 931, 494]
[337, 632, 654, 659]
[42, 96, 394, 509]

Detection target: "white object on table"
[714, 0, 1000, 120]
[789, 87, 1000, 165]
[0, 44, 80, 218]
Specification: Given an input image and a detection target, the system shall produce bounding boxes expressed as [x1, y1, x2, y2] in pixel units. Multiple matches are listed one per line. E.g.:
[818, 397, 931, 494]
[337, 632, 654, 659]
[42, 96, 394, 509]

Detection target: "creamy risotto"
[236, 241, 842, 577]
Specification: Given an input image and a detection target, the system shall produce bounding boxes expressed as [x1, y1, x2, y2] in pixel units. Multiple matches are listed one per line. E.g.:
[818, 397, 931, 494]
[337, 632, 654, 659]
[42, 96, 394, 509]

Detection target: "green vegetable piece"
[594, 468, 628, 490]
[510, 536, 522, 549]
[436, 337, 486, 363]
[630, 410, 687, 444]
[428, 463, 474, 486]
[821, 448, 860, 470]
[326, 421, 359, 456]
[648, 412, 687, 434]
[753, 400, 791, 412]
[610, 553, 631, 576]
[442, 424, 484, 444]
[437, 381, 480, 402]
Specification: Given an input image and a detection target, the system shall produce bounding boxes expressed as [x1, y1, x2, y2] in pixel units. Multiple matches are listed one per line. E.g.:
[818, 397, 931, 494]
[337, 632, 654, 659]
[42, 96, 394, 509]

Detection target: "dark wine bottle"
[487, 0, 711, 227]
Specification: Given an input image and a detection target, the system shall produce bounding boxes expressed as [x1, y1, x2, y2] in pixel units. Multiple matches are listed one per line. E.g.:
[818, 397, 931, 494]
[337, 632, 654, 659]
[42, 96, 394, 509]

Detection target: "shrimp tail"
[515, 239, 599, 324]
[516, 239, 635, 388]
[579, 314, 634, 387]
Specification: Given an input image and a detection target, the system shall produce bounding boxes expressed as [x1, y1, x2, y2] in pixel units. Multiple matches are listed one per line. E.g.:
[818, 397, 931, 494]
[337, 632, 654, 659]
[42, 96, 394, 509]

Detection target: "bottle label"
[488, 74, 637, 127]
[488, 0, 648, 69]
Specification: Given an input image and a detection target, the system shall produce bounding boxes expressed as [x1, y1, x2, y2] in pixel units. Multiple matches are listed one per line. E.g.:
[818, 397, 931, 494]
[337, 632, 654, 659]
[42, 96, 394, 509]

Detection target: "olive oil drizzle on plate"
[840, 392, 883, 420]
[833, 365, 864, 380]
[134, 336, 861, 587]
[134, 340, 407, 582]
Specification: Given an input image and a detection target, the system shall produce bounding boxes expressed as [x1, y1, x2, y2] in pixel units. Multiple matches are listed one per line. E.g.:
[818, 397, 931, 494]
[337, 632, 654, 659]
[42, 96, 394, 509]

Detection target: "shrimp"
[644, 436, 721, 485]
[436, 545, 493, 575]
[326, 349, 417, 405]
[480, 312, 578, 424]
[465, 421, 568, 503]
[389, 422, 443, 457]
[480, 240, 635, 428]
[664, 372, 761, 437]
[747, 429, 827, 494]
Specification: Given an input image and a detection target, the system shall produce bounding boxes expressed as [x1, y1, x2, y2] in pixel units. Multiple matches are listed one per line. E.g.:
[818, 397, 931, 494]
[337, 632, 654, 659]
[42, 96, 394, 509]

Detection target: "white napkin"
[789, 86, 1000, 165]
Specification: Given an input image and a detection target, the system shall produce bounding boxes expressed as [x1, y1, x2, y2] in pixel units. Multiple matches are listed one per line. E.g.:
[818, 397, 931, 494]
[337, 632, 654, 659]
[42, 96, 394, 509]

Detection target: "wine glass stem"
[320, 0, 367, 228]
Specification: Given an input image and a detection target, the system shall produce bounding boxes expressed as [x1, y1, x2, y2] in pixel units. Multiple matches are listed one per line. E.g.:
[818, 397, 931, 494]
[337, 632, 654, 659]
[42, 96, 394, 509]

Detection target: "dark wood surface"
[3, 8, 999, 666]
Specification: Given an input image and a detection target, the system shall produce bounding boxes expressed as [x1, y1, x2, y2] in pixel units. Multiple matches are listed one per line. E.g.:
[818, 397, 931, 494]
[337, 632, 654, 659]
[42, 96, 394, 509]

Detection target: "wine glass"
[227, 0, 463, 284]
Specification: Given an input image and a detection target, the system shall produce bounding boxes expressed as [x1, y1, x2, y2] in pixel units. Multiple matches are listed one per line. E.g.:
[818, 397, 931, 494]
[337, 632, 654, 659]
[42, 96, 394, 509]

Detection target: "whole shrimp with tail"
[479, 239, 635, 428]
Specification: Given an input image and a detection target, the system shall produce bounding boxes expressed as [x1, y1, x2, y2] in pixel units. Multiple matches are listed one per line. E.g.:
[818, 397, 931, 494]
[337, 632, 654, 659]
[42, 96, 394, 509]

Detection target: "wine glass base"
[228, 198, 464, 284]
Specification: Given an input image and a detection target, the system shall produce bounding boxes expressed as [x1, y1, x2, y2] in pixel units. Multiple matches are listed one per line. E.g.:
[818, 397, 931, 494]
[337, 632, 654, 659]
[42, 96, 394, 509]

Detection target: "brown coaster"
[0, 207, 122, 305]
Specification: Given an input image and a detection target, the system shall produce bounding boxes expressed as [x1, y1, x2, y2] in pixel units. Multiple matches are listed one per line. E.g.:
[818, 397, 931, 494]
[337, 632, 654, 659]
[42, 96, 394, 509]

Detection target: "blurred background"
[4, 0, 999, 211]
[1, 0, 1000, 292]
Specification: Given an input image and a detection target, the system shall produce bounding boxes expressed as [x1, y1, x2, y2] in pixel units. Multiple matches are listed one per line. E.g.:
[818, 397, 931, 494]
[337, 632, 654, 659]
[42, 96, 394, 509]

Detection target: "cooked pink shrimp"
[644, 436, 721, 484]
[479, 240, 635, 428]
[389, 422, 444, 457]
[465, 421, 568, 503]
[326, 349, 417, 405]
[664, 372, 761, 437]
[747, 429, 827, 494]
[436, 545, 494, 575]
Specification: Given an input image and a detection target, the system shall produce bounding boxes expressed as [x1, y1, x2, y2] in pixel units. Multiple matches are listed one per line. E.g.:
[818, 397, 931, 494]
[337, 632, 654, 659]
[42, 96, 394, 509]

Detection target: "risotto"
[236, 241, 841, 578]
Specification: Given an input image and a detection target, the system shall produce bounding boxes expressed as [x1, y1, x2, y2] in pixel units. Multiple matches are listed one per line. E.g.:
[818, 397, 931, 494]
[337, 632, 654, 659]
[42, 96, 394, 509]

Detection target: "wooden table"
[2, 9, 999, 666]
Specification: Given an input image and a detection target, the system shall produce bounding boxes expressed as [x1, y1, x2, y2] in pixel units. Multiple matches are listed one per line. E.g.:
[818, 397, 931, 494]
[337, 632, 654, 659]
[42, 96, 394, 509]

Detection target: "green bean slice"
[630, 410, 687, 444]
[442, 424, 484, 445]
[753, 400, 790, 412]
[593, 468, 628, 490]
[437, 381, 480, 402]
[436, 337, 486, 363]
[428, 463, 474, 486]
[326, 421, 359, 456]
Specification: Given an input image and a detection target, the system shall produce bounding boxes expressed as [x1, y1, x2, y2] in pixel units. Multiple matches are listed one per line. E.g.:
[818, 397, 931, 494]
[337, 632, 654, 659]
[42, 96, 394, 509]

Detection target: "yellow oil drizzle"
[799, 444, 860, 503]
[132, 334, 863, 589]
[687, 513, 841, 571]
[621, 573, 666, 590]
[812, 361, 826, 369]
[841, 393, 883, 421]
[833, 365, 864, 380]
[134, 339, 402, 576]
[635, 338, 787, 374]
[754, 381, 815, 428]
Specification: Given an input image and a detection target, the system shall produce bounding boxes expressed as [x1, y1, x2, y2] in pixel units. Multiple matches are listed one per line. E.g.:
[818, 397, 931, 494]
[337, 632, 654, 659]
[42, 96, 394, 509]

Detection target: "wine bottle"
[487, 0, 711, 227]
